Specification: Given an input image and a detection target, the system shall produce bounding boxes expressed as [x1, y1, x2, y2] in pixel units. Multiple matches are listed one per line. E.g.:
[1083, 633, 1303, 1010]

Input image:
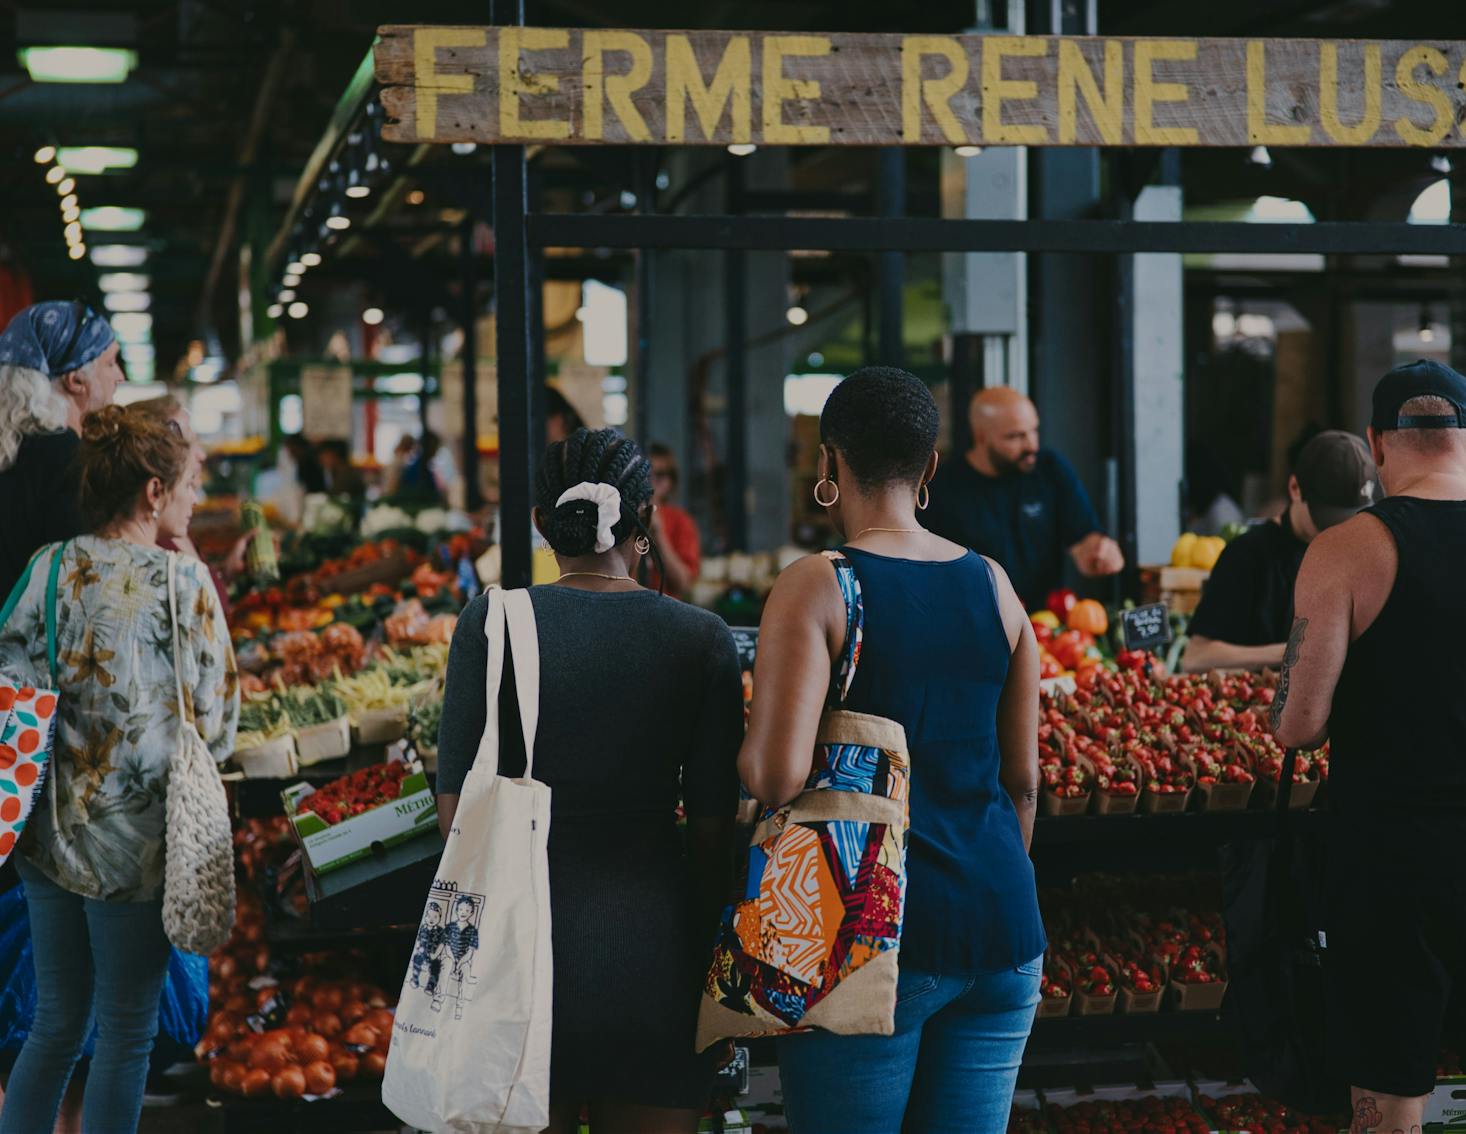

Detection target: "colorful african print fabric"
[696, 553, 911, 1050]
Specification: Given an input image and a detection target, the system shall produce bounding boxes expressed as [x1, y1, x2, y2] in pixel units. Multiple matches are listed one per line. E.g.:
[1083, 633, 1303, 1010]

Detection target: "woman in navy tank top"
[741, 368, 1045, 1134]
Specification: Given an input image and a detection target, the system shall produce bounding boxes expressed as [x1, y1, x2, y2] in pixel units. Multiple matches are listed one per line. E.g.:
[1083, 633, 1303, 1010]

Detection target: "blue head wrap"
[0, 301, 116, 377]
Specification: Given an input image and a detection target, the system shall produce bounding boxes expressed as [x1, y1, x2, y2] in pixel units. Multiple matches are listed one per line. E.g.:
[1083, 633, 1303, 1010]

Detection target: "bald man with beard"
[925, 388, 1124, 609]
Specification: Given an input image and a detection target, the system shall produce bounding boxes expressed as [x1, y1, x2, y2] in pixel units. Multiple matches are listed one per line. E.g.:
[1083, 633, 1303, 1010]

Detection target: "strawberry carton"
[1133, 745, 1194, 814]
[281, 759, 437, 876]
[1036, 955, 1073, 1020]
[1183, 740, 1256, 812]
[1166, 942, 1228, 1012]
[1078, 750, 1142, 816]
[1248, 734, 1322, 810]
[1072, 957, 1118, 1017]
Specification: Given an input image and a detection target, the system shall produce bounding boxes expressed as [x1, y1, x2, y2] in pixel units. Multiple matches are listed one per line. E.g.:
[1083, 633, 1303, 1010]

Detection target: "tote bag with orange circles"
[0, 543, 66, 868]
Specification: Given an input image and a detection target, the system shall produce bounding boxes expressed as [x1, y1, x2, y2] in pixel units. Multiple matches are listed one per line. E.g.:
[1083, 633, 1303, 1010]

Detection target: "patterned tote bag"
[0, 544, 67, 867]
[696, 551, 911, 1050]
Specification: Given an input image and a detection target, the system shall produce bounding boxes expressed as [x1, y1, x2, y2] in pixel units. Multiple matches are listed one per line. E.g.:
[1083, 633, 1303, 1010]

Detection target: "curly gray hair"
[0, 364, 69, 472]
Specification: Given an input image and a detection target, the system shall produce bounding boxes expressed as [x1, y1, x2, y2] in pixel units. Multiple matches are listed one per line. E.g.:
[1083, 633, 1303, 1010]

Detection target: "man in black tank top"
[1272, 360, 1466, 1134]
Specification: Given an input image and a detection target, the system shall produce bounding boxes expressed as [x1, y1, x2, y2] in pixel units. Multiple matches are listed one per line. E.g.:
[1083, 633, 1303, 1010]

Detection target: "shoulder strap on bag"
[821, 551, 864, 707]
[0, 546, 46, 635]
[44, 542, 68, 687]
[166, 552, 188, 726]
[473, 588, 542, 780]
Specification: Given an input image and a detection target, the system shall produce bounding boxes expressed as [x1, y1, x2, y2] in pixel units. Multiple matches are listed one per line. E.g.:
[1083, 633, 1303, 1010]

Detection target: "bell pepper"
[1046, 588, 1078, 620]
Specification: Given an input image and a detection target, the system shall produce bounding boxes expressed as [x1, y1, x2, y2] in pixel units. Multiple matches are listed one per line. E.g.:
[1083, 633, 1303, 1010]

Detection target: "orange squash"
[1066, 599, 1108, 636]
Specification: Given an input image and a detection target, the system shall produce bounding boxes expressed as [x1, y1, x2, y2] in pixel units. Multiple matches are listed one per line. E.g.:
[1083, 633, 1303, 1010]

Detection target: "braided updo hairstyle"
[77, 403, 190, 530]
[535, 428, 666, 589]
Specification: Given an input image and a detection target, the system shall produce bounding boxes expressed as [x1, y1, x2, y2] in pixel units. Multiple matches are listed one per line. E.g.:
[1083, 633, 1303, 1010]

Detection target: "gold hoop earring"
[814, 477, 840, 508]
[917, 483, 930, 511]
[634, 535, 651, 556]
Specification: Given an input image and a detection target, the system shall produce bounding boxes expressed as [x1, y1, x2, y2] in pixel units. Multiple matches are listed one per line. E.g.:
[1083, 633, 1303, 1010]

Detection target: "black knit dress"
[436, 587, 743, 1109]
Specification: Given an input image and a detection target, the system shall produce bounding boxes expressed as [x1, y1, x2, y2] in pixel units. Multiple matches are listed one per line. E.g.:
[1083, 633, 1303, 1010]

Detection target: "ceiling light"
[282, 274, 301, 289]
[64, 221, 82, 242]
[266, 303, 284, 319]
[62, 206, 80, 223]
[955, 145, 983, 157]
[34, 146, 56, 164]
[56, 179, 76, 196]
[91, 244, 147, 267]
[45, 165, 66, 184]
[99, 273, 149, 292]
[278, 289, 295, 302]
[287, 301, 309, 319]
[325, 214, 350, 230]
[727, 144, 757, 157]
[362, 307, 384, 325]
[1432, 154, 1453, 175]
[451, 142, 477, 155]
[406, 190, 425, 206]
[55, 146, 138, 174]
[1249, 145, 1273, 167]
[785, 305, 809, 326]
[345, 184, 370, 199]
[103, 291, 150, 313]
[111, 313, 153, 342]
[1420, 306, 1436, 343]
[68, 244, 86, 260]
[285, 260, 304, 274]
[19, 47, 138, 84]
[81, 206, 145, 231]
[60, 194, 78, 210]
[301, 252, 322, 267]
[121, 343, 154, 362]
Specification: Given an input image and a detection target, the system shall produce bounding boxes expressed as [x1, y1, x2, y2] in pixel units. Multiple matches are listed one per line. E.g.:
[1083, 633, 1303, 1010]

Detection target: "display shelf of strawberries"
[1046, 1094, 1212, 1134]
[1198, 1092, 1348, 1133]
[1038, 668, 1327, 819]
[1035, 877, 1229, 1020]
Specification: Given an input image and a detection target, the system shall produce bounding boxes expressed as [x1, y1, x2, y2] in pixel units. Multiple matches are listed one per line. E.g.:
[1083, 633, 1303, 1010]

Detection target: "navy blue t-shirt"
[925, 450, 1103, 609]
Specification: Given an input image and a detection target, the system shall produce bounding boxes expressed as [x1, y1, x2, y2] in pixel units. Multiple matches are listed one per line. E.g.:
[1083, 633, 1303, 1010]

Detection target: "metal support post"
[724, 158, 748, 551]
[633, 151, 656, 444]
[877, 149, 906, 367]
[460, 217, 481, 513]
[494, 145, 534, 586]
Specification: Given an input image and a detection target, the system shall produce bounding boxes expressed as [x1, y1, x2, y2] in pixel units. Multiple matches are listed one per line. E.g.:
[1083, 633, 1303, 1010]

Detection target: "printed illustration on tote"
[413, 884, 484, 1020]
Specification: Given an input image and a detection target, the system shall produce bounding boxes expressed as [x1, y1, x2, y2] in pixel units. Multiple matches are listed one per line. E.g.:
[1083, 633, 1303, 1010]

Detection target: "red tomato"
[303, 1060, 337, 1096]
[221, 1062, 247, 1094]
[313, 1011, 343, 1038]
[366, 1009, 395, 1035]
[313, 985, 344, 1012]
[272, 1065, 306, 1099]
[286, 1002, 313, 1027]
[342, 1023, 379, 1049]
[249, 1042, 288, 1072]
[361, 1050, 387, 1078]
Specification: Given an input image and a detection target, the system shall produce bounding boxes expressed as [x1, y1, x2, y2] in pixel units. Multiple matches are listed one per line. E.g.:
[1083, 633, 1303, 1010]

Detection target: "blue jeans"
[776, 956, 1043, 1134]
[0, 858, 170, 1134]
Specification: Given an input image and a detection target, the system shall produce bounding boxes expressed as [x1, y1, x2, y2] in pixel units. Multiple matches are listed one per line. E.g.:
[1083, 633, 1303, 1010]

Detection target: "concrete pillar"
[1131, 185, 1185, 565]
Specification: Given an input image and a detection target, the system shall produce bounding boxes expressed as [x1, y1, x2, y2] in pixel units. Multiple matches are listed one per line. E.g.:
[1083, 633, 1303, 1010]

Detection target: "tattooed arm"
[1270, 528, 1357, 750]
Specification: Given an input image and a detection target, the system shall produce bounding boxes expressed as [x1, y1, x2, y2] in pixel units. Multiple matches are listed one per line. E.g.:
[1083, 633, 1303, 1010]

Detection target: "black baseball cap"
[1294, 431, 1381, 530]
[1371, 359, 1466, 432]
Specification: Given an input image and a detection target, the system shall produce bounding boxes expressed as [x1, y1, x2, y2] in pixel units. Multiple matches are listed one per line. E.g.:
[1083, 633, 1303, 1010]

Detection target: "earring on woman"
[634, 535, 651, 556]
[814, 478, 840, 508]
[917, 483, 930, 511]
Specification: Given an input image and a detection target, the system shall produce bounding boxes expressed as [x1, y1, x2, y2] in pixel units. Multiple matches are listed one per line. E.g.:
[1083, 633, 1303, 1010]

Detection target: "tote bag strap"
[821, 551, 865, 707]
[0, 543, 68, 683]
[166, 552, 189, 728]
[0, 547, 46, 635]
[473, 588, 542, 779]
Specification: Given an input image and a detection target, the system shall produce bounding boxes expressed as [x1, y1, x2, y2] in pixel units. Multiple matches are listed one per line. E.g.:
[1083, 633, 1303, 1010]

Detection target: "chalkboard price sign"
[1121, 603, 1172, 652]
[731, 626, 759, 671]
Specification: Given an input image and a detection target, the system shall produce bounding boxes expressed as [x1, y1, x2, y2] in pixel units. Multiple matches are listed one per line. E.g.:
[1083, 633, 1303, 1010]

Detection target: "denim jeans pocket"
[1017, 954, 1044, 977]
[895, 969, 941, 1004]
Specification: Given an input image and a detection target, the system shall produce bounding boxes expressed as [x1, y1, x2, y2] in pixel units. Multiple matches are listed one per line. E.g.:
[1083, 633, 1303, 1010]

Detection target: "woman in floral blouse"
[0, 403, 238, 1134]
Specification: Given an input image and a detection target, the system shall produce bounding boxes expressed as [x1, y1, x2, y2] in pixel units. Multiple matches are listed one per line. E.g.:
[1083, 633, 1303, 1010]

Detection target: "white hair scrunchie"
[556, 481, 624, 554]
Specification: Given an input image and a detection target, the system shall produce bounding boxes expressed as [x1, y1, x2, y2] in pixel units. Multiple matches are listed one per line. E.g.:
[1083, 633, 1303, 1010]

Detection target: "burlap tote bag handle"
[161, 551, 237, 954]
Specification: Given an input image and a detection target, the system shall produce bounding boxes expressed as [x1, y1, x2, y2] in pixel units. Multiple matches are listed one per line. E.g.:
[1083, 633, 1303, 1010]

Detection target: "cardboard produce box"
[282, 766, 438, 876]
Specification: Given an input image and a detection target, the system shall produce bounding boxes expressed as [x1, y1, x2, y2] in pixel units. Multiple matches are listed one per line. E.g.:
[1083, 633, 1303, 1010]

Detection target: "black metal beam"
[876, 149, 906, 367]
[461, 216, 482, 514]
[724, 160, 748, 552]
[528, 214, 1466, 256]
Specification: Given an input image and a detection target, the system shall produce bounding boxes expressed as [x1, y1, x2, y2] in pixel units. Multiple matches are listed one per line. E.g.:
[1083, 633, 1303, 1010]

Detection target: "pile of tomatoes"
[197, 975, 394, 1099]
[297, 761, 410, 826]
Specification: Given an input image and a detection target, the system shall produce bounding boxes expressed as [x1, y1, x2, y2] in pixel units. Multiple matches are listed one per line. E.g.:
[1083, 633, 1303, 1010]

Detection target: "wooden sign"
[1120, 602, 1173, 652]
[376, 27, 1466, 148]
[300, 365, 354, 440]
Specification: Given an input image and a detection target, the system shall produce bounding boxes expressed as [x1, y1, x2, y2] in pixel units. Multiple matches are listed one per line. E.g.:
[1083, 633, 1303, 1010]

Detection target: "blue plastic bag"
[0, 882, 209, 1054]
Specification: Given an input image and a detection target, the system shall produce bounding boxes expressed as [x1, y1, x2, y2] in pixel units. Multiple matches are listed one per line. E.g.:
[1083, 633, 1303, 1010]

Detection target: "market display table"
[303, 827, 445, 930]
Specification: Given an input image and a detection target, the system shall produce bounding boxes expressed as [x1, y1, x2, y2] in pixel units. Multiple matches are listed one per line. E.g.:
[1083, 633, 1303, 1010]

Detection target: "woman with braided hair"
[435, 428, 744, 1133]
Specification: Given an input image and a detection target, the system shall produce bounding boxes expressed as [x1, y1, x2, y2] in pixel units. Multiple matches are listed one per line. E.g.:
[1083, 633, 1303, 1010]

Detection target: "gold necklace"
[851, 526, 924, 541]
[557, 571, 635, 583]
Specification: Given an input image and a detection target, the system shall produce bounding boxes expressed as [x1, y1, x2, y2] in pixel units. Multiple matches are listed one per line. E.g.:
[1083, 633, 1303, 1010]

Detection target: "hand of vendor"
[1071, 532, 1125, 577]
